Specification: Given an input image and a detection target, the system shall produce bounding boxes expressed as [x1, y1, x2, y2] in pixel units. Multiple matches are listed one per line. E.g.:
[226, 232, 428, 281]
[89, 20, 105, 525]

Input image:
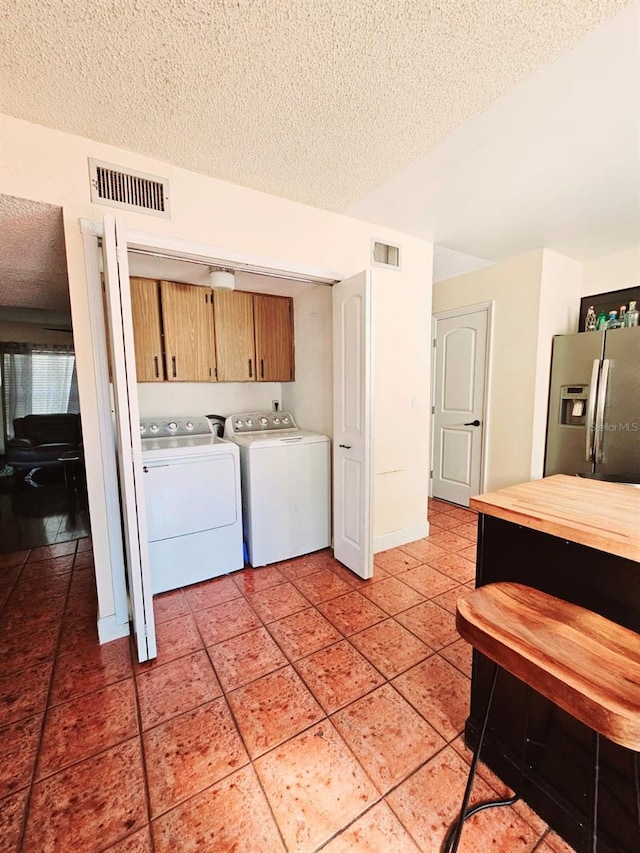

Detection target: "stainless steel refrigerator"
[544, 326, 640, 481]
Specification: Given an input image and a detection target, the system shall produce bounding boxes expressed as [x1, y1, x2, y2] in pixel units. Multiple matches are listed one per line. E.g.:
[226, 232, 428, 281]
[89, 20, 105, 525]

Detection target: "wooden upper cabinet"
[213, 290, 256, 381]
[130, 277, 164, 381]
[254, 294, 294, 382]
[160, 281, 216, 382]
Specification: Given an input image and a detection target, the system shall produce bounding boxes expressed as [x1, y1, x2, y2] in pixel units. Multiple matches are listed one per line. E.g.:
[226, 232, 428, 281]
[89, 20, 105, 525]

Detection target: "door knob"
[464, 420, 481, 427]
[338, 444, 352, 449]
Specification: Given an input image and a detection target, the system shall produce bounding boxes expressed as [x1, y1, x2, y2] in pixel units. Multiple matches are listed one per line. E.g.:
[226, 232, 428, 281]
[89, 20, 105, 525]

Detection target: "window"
[1, 344, 79, 438]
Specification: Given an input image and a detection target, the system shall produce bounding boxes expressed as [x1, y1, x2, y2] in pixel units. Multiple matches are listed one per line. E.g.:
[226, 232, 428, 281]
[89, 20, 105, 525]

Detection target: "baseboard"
[97, 613, 130, 645]
[374, 521, 429, 554]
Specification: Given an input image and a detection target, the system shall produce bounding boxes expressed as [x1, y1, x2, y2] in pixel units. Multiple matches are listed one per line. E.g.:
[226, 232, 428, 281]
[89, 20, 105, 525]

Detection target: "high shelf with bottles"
[579, 285, 640, 332]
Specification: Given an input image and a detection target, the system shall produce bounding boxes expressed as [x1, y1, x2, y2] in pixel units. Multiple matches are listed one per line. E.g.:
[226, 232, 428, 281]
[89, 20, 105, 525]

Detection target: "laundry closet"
[127, 252, 333, 441]
[122, 251, 334, 598]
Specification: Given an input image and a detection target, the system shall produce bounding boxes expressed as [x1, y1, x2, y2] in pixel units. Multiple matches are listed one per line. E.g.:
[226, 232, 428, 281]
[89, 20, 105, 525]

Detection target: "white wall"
[0, 114, 433, 634]
[530, 251, 583, 479]
[433, 252, 543, 492]
[581, 248, 640, 296]
[282, 285, 333, 438]
[433, 249, 584, 492]
[373, 261, 432, 547]
[138, 381, 283, 422]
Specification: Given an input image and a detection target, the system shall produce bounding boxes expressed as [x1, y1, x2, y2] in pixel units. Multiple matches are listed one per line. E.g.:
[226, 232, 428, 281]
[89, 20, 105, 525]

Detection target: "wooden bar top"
[470, 475, 640, 562]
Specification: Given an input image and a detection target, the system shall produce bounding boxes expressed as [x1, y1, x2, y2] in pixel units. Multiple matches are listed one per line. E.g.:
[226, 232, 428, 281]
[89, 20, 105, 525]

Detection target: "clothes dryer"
[140, 415, 243, 593]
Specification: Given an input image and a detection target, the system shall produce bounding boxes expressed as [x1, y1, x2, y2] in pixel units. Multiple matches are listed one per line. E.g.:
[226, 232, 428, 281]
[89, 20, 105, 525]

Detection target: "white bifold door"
[332, 270, 373, 580]
[102, 215, 157, 662]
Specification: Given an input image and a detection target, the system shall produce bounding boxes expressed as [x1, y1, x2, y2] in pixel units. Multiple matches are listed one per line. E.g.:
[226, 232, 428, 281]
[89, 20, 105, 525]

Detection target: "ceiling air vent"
[88, 159, 171, 219]
[372, 239, 401, 270]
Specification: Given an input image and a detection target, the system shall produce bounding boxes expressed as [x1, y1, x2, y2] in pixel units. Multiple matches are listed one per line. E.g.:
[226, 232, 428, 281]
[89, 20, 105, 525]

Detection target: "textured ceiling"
[0, 0, 632, 212]
[0, 195, 70, 312]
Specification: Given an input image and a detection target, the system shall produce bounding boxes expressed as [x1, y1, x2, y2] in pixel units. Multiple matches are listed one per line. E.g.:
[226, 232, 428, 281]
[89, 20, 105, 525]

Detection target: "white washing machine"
[140, 415, 244, 594]
[224, 412, 331, 567]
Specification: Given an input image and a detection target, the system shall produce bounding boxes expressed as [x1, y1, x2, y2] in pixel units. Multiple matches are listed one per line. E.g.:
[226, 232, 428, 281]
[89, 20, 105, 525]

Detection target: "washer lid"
[141, 434, 236, 460]
[230, 430, 329, 448]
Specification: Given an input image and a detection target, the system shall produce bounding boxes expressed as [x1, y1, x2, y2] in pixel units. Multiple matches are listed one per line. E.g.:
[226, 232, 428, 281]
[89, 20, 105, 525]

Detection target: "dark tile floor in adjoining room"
[0, 465, 90, 554]
[0, 499, 576, 852]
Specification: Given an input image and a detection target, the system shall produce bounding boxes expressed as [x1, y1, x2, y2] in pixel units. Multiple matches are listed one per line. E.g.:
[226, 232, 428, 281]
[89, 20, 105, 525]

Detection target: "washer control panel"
[226, 412, 297, 435]
[139, 416, 212, 438]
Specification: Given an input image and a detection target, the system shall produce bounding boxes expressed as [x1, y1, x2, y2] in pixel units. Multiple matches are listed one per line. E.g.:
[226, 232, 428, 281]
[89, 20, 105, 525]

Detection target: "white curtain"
[1, 343, 79, 438]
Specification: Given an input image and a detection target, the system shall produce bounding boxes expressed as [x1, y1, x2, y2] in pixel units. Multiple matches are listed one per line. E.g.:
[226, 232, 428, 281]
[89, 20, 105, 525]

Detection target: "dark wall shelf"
[579, 285, 640, 332]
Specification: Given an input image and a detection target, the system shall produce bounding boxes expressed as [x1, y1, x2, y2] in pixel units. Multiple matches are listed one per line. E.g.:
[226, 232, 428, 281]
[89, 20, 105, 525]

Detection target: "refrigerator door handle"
[594, 358, 610, 463]
[585, 359, 600, 462]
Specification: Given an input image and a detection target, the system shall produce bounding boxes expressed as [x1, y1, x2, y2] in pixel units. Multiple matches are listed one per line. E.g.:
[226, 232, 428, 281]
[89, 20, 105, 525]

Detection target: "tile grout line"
[15, 539, 79, 853]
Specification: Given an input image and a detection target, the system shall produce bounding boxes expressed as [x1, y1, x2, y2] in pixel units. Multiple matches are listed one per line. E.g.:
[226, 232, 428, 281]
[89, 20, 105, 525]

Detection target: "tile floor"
[0, 466, 90, 553]
[0, 498, 577, 852]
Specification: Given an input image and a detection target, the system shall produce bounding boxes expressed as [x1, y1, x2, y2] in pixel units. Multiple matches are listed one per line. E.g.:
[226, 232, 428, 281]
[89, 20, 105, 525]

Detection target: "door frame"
[430, 301, 493, 500]
[80, 218, 343, 643]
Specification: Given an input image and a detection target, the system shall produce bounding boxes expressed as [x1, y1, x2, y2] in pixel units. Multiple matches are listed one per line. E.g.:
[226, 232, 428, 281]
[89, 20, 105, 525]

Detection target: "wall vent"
[372, 239, 401, 270]
[89, 159, 171, 219]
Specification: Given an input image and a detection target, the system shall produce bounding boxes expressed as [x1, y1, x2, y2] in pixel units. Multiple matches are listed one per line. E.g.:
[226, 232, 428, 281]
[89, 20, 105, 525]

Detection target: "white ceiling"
[0, 0, 638, 296]
[349, 2, 640, 262]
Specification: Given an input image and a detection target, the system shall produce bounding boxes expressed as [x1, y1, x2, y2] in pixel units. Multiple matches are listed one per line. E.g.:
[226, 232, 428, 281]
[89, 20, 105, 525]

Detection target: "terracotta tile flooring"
[0, 499, 577, 852]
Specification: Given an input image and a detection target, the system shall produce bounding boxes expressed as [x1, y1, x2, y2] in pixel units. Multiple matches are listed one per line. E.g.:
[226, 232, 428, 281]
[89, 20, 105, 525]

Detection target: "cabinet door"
[214, 290, 256, 381]
[160, 281, 216, 382]
[254, 294, 294, 381]
[130, 277, 164, 381]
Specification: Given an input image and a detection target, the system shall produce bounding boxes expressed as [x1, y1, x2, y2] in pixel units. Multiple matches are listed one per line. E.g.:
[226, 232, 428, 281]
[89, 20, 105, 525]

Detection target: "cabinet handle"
[260, 359, 264, 379]
[248, 359, 253, 378]
[172, 356, 177, 378]
[154, 356, 159, 378]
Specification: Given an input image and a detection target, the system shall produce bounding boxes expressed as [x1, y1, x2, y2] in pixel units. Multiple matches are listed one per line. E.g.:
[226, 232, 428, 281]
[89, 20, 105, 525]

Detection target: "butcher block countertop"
[470, 474, 640, 562]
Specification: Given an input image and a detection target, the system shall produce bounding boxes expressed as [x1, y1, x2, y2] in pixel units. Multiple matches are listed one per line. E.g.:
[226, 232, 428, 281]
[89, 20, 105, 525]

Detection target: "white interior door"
[102, 215, 157, 662]
[432, 306, 489, 506]
[333, 270, 373, 579]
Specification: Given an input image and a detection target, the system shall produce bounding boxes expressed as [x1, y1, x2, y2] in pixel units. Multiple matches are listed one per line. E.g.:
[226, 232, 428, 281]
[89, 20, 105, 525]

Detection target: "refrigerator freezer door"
[595, 326, 640, 479]
[544, 331, 604, 476]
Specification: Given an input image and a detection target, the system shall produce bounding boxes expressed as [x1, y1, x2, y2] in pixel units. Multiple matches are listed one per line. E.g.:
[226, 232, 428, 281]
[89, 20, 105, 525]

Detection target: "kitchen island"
[468, 475, 640, 853]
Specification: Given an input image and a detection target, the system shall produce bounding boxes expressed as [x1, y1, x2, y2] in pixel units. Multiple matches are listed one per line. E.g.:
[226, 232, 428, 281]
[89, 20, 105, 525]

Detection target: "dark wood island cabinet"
[468, 475, 640, 853]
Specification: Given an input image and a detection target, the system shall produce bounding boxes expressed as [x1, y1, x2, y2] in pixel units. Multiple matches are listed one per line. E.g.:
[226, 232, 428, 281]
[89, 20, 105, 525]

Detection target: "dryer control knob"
[260, 417, 268, 426]
[273, 417, 280, 424]
[185, 421, 194, 430]
[282, 416, 290, 424]
[245, 419, 253, 427]
[150, 424, 159, 433]
[139, 424, 146, 434]
[168, 422, 178, 431]
[235, 419, 243, 429]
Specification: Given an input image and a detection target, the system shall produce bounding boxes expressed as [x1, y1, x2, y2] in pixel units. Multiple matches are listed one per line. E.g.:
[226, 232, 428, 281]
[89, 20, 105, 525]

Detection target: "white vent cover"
[89, 159, 171, 219]
[372, 239, 401, 270]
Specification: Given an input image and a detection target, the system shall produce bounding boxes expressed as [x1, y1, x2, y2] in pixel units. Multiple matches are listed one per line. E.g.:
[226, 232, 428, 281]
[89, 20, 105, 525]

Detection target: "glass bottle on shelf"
[596, 310, 608, 330]
[625, 300, 639, 327]
[584, 306, 597, 331]
[619, 305, 627, 327]
[606, 310, 621, 329]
